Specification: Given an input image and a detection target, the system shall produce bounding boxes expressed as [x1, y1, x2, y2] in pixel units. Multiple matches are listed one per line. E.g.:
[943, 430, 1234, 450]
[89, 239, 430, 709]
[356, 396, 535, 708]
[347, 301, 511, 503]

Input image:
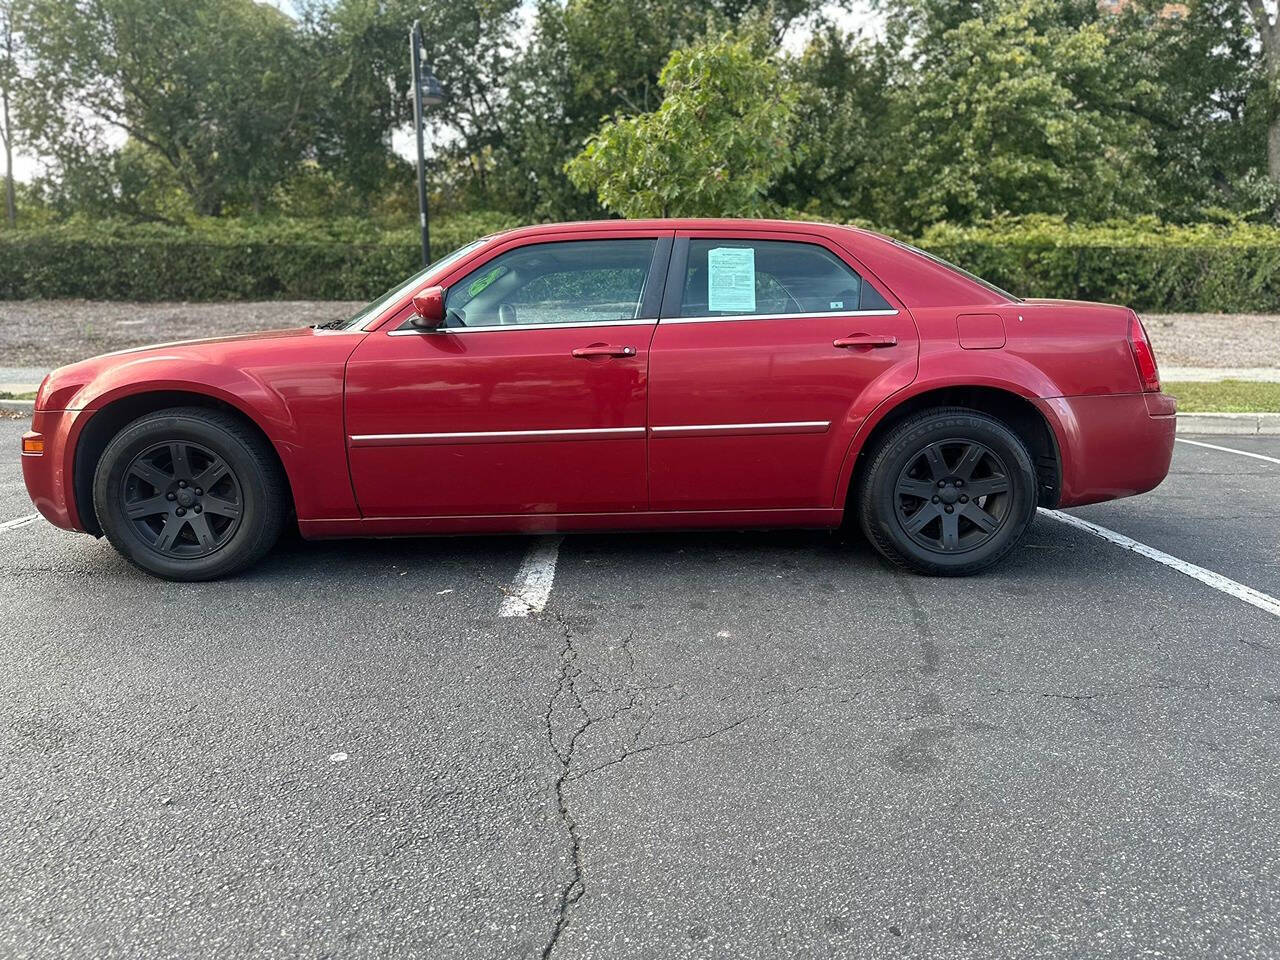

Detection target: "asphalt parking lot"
[2, 418, 1278, 959]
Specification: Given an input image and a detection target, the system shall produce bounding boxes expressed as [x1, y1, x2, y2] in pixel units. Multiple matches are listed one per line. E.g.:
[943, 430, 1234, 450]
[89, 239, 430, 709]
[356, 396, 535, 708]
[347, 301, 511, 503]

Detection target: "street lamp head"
[419, 70, 444, 108]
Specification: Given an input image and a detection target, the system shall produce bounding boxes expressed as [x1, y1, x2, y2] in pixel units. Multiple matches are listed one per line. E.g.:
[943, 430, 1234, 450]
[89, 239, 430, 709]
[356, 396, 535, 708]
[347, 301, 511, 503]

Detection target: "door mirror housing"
[410, 286, 446, 329]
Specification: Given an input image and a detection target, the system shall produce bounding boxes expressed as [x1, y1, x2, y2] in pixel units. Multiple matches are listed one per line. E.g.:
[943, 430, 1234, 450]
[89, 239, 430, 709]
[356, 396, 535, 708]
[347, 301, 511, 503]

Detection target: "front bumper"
[1036, 392, 1177, 508]
[20, 408, 93, 532]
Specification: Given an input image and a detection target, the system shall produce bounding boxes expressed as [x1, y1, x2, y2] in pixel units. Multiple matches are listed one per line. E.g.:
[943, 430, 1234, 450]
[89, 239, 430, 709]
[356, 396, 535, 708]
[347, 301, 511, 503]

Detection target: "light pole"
[409, 20, 444, 266]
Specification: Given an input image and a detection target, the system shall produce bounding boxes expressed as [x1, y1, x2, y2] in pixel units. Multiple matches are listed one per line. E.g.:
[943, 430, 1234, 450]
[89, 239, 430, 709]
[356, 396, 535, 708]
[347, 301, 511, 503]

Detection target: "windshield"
[319, 239, 489, 330]
[893, 239, 1021, 302]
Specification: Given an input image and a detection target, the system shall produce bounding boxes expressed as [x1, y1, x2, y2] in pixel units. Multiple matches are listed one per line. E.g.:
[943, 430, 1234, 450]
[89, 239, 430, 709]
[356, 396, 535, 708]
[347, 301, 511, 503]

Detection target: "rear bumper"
[1036, 392, 1176, 508]
[20, 408, 91, 533]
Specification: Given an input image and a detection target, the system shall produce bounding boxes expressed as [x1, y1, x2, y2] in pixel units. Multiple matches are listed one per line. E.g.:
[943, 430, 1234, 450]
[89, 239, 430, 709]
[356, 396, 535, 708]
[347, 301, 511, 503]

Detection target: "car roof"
[491, 217, 877, 240]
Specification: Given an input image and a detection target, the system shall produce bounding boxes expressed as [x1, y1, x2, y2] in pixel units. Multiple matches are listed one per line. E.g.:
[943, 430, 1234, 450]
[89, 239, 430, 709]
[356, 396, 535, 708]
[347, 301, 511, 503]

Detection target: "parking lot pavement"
[1069, 435, 1280, 600]
[2, 418, 1279, 959]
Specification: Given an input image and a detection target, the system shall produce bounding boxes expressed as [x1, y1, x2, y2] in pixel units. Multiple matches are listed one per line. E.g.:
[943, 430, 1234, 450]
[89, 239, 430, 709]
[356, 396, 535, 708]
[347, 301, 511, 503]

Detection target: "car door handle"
[833, 334, 898, 349]
[572, 344, 637, 358]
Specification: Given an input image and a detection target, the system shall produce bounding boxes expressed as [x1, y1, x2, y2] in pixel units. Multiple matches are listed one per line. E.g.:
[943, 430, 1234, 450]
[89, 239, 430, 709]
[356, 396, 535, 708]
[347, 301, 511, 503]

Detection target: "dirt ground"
[1, 300, 1276, 370]
[1141, 312, 1280, 367]
[0, 300, 363, 369]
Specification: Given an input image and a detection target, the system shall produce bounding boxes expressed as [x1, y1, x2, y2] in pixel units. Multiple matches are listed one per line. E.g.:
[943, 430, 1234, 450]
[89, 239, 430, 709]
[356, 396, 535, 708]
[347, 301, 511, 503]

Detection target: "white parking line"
[0, 513, 38, 533]
[1175, 438, 1280, 466]
[1039, 508, 1280, 620]
[499, 536, 564, 617]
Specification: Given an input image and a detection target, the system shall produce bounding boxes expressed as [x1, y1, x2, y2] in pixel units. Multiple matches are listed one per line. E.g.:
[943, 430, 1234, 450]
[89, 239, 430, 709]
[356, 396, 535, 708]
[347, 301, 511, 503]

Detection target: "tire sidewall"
[863, 413, 1037, 574]
[93, 412, 275, 581]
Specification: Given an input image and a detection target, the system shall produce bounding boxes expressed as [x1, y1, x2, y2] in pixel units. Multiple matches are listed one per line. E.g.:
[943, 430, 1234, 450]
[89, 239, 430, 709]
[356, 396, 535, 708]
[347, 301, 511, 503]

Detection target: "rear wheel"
[93, 407, 286, 581]
[857, 407, 1038, 575]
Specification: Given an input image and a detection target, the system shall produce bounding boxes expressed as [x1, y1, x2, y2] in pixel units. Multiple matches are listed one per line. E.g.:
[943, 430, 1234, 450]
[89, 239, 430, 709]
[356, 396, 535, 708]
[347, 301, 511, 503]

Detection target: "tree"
[491, 0, 830, 221]
[0, 1, 19, 225]
[888, 0, 1156, 229]
[772, 25, 902, 225]
[566, 24, 796, 217]
[1105, 0, 1266, 220]
[1242, 0, 1280, 215]
[17, 0, 315, 216]
[298, 0, 523, 212]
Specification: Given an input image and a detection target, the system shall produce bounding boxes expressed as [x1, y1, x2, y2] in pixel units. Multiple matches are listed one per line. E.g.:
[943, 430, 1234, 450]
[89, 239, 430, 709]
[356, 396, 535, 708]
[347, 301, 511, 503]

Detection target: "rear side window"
[677, 239, 890, 319]
[892, 239, 1019, 302]
[442, 238, 657, 327]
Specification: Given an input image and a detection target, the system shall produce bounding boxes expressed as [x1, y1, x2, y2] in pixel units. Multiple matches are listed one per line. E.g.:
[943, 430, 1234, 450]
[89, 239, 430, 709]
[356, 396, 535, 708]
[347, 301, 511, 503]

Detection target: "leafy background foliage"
[2, 0, 1280, 304]
[6, 215, 1280, 310]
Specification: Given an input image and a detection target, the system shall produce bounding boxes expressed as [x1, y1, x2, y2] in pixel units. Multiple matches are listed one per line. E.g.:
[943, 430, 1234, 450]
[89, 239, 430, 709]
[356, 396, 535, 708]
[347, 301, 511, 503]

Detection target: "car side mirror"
[410, 286, 446, 329]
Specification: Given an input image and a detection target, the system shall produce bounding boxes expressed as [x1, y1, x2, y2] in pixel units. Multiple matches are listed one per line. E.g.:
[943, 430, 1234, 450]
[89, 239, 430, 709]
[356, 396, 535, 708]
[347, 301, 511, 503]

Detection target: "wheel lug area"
[194, 488, 203, 496]
[937, 480, 946, 488]
[960, 495, 969, 503]
[944, 505, 954, 513]
[178, 480, 187, 489]
[931, 495, 940, 504]
[194, 505, 202, 514]
[955, 479, 964, 488]
[175, 507, 185, 517]
[166, 492, 176, 501]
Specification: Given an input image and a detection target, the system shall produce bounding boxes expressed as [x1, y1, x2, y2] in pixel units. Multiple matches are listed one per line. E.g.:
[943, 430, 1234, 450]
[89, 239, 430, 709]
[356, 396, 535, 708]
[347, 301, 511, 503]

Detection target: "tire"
[92, 406, 287, 581]
[857, 407, 1038, 576]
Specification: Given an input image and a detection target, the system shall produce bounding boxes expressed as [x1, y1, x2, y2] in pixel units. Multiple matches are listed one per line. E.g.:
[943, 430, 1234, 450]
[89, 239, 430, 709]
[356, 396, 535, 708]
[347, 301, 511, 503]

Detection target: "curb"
[1177, 412, 1280, 435]
[0, 399, 34, 416]
[1162, 366, 1280, 383]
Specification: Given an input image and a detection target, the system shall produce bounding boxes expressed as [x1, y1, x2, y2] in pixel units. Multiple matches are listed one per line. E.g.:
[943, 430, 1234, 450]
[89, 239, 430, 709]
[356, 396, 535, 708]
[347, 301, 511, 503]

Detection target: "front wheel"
[93, 407, 287, 581]
[857, 407, 1038, 576]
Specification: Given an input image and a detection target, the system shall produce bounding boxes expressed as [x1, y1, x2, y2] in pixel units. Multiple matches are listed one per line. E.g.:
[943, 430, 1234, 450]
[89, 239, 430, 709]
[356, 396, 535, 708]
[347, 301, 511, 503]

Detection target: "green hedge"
[0, 211, 519, 301]
[918, 218, 1280, 313]
[4, 213, 1280, 310]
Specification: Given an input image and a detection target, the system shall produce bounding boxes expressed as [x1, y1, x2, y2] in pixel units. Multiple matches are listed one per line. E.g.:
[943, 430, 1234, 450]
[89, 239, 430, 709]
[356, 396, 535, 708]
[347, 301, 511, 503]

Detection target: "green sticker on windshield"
[468, 265, 507, 298]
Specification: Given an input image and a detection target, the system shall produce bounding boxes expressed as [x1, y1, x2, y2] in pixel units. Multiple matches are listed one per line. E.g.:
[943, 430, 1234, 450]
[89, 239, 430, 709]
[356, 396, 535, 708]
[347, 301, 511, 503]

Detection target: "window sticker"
[830, 300, 844, 309]
[467, 264, 507, 298]
[707, 247, 756, 313]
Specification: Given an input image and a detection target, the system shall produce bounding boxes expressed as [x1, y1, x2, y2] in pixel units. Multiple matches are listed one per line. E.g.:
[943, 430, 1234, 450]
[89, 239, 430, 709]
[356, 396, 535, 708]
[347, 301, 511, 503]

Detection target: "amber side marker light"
[21, 432, 44, 456]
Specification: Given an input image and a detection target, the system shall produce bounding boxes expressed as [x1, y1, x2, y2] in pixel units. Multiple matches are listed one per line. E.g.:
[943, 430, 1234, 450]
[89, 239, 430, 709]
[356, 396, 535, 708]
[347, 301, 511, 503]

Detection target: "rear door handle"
[572, 344, 637, 358]
[834, 334, 898, 349]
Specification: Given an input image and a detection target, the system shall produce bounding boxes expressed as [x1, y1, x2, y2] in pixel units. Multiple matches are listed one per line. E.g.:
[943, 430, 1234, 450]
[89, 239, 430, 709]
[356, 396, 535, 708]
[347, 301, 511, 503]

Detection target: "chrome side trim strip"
[350, 426, 645, 447]
[388, 318, 655, 336]
[660, 308, 898, 325]
[650, 420, 830, 438]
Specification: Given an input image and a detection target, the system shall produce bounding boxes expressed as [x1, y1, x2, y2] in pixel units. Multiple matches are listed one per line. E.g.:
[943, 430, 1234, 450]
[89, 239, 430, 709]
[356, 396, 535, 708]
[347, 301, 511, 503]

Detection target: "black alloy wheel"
[857, 407, 1039, 576]
[120, 440, 243, 559]
[893, 439, 1012, 554]
[93, 407, 287, 581]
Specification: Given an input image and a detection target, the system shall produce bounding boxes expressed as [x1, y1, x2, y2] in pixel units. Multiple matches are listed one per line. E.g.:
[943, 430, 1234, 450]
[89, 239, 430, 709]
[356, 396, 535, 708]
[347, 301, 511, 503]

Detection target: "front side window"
[678, 238, 890, 319]
[441, 238, 657, 328]
[325, 239, 487, 330]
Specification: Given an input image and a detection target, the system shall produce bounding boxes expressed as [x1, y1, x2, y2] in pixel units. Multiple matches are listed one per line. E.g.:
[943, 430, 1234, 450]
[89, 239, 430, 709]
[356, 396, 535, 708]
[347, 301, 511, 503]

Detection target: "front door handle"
[834, 333, 898, 349]
[572, 344, 637, 359]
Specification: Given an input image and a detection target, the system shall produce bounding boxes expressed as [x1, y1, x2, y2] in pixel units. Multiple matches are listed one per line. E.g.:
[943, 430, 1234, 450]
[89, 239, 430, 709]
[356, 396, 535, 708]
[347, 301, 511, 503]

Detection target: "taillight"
[1128, 311, 1160, 392]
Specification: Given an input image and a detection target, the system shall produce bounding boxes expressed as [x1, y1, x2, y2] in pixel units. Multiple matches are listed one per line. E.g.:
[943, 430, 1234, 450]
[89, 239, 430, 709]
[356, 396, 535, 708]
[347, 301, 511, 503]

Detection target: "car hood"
[36, 326, 360, 411]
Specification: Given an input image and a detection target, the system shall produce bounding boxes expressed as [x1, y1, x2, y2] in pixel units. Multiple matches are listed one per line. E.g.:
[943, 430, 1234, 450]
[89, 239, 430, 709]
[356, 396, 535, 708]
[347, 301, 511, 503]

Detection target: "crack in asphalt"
[530, 598, 791, 960]
[540, 605, 589, 960]
[475, 562, 926, 955]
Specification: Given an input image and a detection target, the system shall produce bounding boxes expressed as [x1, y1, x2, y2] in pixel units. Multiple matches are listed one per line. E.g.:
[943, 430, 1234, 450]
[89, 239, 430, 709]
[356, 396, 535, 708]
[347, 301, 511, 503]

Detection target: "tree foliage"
[17, 0, 315, 216]
[893, 0, 1155, 228]
[772, 26, 900, 225]
[0, 0, 1277, 232]
[566, 25, 796, 217]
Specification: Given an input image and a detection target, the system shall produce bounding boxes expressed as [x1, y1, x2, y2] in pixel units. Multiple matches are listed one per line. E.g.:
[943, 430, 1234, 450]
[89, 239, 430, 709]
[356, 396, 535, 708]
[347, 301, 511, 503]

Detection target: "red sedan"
[20, 219, 1175, 580]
